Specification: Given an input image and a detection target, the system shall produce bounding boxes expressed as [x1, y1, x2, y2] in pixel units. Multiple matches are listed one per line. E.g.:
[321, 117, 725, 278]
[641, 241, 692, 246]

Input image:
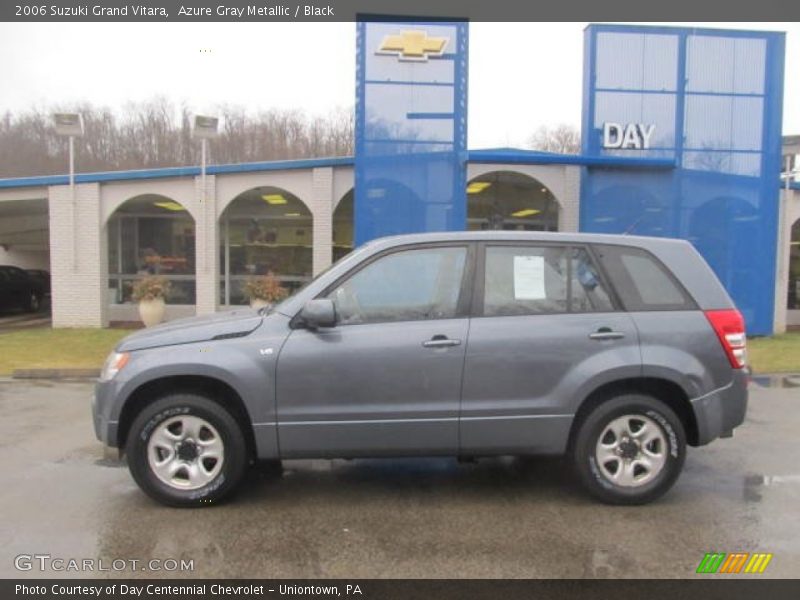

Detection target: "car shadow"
[237, 455, 585, 505]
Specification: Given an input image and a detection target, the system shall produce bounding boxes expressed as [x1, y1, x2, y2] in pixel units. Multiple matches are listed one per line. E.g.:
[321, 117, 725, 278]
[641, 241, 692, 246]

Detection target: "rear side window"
[595, 244, 696, 311]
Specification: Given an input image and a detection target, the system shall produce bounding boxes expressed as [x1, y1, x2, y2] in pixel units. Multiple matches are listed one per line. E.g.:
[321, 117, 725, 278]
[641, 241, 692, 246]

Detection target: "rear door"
[459, 242, 641, 455]
[592, 244, 732, 393]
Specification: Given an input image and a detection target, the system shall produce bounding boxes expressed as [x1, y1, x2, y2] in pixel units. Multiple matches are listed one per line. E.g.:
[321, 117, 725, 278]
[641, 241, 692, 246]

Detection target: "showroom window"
[220, 186, 313, 306]
[788, 219, 800, 311]
[467, 171, 559, 232]
[107, 195, 196, 305]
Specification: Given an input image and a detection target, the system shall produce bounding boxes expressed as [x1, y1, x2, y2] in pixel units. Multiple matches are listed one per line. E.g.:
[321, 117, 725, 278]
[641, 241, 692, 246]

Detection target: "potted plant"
[132, 276, 171, 327]
[242, 272, 288, 310]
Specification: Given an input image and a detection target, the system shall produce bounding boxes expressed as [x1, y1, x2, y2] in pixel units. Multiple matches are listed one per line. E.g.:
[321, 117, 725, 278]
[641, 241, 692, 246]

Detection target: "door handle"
[422, 336, 462, 348]
[589, 328, 625, 341]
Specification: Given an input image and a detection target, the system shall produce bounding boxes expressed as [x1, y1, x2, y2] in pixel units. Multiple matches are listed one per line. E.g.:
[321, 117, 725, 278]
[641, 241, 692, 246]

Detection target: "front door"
[276, 244, 473, 458]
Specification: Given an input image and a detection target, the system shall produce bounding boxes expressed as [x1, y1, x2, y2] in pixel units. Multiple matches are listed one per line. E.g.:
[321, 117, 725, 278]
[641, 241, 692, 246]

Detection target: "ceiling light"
[284, 212, 302, 217]
[467, 182, 491, 194]
[510, 208, 541, 218]
[153, 201, 185, 211]
[262, 194, 287, 205]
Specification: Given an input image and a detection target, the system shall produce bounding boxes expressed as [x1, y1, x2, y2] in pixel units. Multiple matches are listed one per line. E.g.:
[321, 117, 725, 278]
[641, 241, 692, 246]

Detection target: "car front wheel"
[125, 394, 248, 507]
[571, 394, 686, 505]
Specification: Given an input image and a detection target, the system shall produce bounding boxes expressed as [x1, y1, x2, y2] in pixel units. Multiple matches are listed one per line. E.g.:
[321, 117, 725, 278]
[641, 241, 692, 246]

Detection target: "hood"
[117, 308, 265, 352]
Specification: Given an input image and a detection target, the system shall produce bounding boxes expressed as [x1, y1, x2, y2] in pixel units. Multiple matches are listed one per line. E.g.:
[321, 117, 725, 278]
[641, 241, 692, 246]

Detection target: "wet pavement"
[0, 378, 798, 579]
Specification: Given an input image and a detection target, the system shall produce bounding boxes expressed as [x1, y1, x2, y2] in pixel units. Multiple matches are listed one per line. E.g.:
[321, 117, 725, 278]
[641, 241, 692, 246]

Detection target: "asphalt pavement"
[0, 378, 797, 579]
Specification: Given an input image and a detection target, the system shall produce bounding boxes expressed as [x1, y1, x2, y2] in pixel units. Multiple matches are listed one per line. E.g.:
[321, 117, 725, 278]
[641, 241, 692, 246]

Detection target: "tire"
[571, 393, 686, 505]
[27, 292, 41, 313]
[125, 393, 248, 507]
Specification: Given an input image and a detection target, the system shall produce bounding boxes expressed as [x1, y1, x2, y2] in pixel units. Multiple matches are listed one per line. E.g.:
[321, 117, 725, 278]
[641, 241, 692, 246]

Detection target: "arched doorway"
[107, 194, 196, 306]
[219, 186, 313, 306]
[333, 190, 354, 263]
[467, 171, 559, 231]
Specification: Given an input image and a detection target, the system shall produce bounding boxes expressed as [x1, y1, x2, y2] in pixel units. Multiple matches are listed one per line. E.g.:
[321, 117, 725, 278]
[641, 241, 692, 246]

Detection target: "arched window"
[107, 194, 195, 305]
[219, 186, 313, 306]
[467, 171, 559, 231]
[333, 190, 354, 262]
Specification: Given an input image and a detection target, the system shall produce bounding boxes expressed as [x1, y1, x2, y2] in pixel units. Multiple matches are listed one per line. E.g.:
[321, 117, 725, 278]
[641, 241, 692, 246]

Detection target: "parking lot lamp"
[53, 113, 85, 271]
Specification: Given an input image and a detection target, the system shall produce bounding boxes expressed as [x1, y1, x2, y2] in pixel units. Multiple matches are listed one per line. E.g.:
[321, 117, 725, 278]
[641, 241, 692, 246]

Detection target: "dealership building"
[1, 23, 799, 335]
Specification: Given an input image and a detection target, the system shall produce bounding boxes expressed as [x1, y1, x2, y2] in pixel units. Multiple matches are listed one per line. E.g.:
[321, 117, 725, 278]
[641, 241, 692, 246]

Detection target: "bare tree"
[0, 99, 355, 178]
[527, 124, 581, 154]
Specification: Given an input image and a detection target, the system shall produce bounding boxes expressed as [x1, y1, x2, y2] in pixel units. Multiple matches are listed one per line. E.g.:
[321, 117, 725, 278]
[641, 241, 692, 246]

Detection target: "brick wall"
[49, 183, 107, 327]
[194, 174, 218, 315]
[310, 167, 334, 276]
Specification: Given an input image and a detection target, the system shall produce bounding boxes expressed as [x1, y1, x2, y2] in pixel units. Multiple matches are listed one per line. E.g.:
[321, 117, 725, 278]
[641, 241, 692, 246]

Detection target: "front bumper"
[690, 368, 749, 446]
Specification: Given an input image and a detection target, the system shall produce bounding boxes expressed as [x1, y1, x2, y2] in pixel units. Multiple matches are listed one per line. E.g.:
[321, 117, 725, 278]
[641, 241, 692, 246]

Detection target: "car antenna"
[623, 215, 645, 235]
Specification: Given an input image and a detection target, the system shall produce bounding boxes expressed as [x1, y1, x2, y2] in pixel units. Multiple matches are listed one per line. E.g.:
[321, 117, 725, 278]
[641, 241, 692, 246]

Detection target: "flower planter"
[250, 299, 270, 311]
[138, 298, 166, 327]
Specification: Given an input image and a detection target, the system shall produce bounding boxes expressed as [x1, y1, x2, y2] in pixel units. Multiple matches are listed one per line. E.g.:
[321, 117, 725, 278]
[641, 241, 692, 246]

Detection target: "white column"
[560, 166, 582, 232]
[49, 182, 108, 327]
[194, 174, 219, 315]
[311, 167, 334, 276]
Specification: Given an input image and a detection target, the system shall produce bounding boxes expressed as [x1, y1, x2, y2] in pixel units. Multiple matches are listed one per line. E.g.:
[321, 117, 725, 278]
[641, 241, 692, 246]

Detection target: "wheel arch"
[117, 375, 257, 460]
[567, 377, 699, 449]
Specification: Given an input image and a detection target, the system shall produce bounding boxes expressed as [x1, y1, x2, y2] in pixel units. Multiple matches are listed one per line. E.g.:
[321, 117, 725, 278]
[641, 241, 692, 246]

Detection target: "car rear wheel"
[126, 394, 248, 507]
[571, 394, 686, 505]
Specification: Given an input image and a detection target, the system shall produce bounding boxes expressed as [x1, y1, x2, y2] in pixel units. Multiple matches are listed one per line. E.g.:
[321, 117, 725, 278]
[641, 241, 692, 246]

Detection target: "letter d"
[603, 123, 623, 149]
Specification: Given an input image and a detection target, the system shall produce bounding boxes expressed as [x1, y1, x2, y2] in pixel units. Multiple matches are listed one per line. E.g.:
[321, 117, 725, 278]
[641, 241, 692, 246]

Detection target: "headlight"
[100, 351, 130, 381]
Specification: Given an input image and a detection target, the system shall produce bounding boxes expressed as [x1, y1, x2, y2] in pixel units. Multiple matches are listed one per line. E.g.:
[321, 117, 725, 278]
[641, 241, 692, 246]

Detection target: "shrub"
[131, 276, 171, 302]
[242, 272, 289, 303]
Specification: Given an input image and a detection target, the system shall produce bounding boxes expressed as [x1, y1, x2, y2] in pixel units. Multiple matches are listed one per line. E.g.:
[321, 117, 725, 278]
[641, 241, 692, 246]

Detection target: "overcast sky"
[0, 21, 798, 149]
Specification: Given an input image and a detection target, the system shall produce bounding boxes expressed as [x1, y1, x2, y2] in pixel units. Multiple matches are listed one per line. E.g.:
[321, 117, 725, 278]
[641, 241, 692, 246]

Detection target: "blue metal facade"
[354, 19, 468, 245]
[581, 25, 786, 335]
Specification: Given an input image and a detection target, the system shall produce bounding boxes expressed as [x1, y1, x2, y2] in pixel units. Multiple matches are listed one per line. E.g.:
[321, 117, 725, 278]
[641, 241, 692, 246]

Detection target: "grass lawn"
[0, 328, 133, 376]
[748, 332, 800, 374]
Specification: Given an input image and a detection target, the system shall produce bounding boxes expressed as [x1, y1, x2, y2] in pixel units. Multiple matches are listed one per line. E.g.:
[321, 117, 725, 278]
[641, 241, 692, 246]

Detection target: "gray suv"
[93, 232, 748, 507]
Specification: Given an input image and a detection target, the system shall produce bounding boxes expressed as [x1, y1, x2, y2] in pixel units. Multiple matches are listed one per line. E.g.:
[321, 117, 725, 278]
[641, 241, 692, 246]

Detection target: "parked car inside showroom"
[93, 231, 748, 507]
[0, 265, 45, 313]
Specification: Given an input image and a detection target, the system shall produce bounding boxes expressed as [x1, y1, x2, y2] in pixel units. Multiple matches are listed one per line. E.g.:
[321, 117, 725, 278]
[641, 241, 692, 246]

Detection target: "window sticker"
[513, 255, 546, 300]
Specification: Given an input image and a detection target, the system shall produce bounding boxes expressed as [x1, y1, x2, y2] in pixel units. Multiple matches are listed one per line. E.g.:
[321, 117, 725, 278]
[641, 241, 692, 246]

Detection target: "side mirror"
[299, 298, 337, 330]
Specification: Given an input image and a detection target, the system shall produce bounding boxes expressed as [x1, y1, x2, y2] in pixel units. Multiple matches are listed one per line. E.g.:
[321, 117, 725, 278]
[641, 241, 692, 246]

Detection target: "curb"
[750, 373, 800, 388]
[12, 368, 100, 380]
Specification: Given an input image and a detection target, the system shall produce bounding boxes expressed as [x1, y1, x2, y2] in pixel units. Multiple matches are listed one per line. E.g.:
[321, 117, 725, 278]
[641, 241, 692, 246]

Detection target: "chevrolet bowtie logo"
[376, 30, 449, 61]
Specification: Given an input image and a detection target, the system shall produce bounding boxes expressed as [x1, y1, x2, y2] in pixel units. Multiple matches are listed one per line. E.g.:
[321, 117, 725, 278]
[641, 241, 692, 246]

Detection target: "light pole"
[192, 115, 219, 204]
[192, 115, 219, 278]
[53, 113, 84, 271]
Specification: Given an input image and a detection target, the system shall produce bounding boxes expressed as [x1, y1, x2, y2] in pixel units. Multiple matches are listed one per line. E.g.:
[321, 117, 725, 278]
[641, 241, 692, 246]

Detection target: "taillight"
[705, 309, 747, 369]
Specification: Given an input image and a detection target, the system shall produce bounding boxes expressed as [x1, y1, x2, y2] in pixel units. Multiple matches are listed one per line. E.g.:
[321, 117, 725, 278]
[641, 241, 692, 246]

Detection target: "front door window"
[327, 246, 468, 325]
